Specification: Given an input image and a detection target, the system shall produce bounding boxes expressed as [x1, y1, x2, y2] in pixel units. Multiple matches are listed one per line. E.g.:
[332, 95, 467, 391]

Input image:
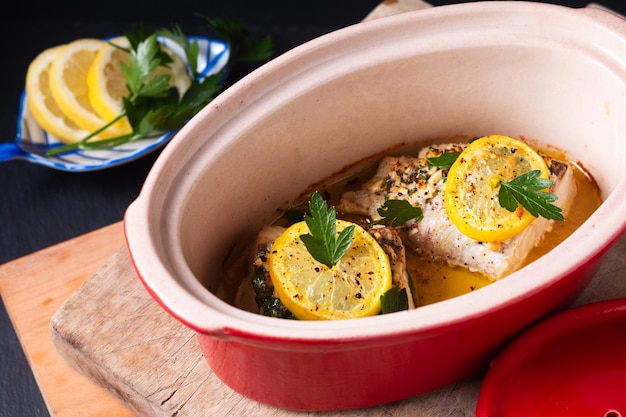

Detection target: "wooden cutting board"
[2, 2, 624, 416]
[0, 222, 133, 417]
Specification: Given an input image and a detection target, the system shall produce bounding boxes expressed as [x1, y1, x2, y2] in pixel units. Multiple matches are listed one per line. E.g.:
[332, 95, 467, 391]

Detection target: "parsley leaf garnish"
[499, 170, 564, 221]
[299, 191, 355, 268]
[376, 199, 423, 227]
[47, 17, 273, 156]
[427, 151, 460, 170]
[380, 286, 409, 314]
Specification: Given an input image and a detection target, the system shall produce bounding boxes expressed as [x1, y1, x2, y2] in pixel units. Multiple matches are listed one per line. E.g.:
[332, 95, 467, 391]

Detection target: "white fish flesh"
[338, 143, 577, 280]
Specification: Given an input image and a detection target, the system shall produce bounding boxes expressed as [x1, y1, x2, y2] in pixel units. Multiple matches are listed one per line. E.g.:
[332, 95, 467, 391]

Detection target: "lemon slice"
[25, 45, 93, 144]
[48, 38, 126, 138]
[87, 36, 192, 134]
[268, 220, 392, 320]
[444, 135, 551, 242]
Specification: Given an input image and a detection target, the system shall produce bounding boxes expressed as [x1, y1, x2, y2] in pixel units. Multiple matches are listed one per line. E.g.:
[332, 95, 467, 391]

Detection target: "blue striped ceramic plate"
[0, 35, 229, 172]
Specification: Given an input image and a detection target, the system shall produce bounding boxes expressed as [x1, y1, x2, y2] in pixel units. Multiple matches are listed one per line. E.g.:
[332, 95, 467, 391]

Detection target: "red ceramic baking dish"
[124, 1, 626, 411]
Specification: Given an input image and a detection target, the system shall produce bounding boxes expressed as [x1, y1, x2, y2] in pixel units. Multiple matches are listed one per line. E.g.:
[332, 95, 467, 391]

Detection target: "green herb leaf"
[427, 151, 461, 170]
[252, 266, 297, 320]
[46, 17, 273, 157]
[376, 199, 424, 227]
[158, 25, 199, 75]
[380, 286, 409, 314]
[299, 191, 355, 268]
[122, 34, 169, 97]
[499, 170, 564, 221]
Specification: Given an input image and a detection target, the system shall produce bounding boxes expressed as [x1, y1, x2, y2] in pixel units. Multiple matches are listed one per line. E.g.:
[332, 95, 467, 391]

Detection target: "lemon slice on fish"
[444, 135, 551, 242]
[268, 220, 392, 320]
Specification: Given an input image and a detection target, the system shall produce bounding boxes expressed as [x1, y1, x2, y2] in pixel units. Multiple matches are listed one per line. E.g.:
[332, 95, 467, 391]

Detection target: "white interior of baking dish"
[126, 2, 626, 339]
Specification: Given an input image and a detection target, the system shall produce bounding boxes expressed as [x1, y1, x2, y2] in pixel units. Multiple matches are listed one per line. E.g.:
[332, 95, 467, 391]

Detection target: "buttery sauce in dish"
[220, 135, 602, 318]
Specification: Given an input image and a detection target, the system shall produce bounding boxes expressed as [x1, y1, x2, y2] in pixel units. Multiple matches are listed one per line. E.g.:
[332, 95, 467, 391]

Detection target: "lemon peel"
[25, 45, 92, 144]
[48, 38, 126, 138]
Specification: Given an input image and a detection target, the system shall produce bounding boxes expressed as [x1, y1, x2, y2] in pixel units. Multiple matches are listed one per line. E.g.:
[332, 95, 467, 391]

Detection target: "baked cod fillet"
[338, 143, 577, 280]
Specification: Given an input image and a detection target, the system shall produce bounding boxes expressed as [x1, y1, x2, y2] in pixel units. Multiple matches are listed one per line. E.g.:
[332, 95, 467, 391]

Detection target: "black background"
[1, 1, 625, 415]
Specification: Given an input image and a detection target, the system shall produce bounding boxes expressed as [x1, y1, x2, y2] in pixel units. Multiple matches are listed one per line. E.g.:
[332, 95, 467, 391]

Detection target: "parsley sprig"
[376, 199, 423, 227]
[299, 191, 355, 268]
[427, 151, 461, 170]
[47, 17, 273, 157]
[380, 286, 409, 314]
[430, 149, 564, 221]
[499, 170, 564, 221]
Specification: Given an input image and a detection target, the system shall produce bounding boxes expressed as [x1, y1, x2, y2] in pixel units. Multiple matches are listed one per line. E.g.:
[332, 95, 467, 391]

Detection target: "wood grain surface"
[0, 222, 133, 417]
